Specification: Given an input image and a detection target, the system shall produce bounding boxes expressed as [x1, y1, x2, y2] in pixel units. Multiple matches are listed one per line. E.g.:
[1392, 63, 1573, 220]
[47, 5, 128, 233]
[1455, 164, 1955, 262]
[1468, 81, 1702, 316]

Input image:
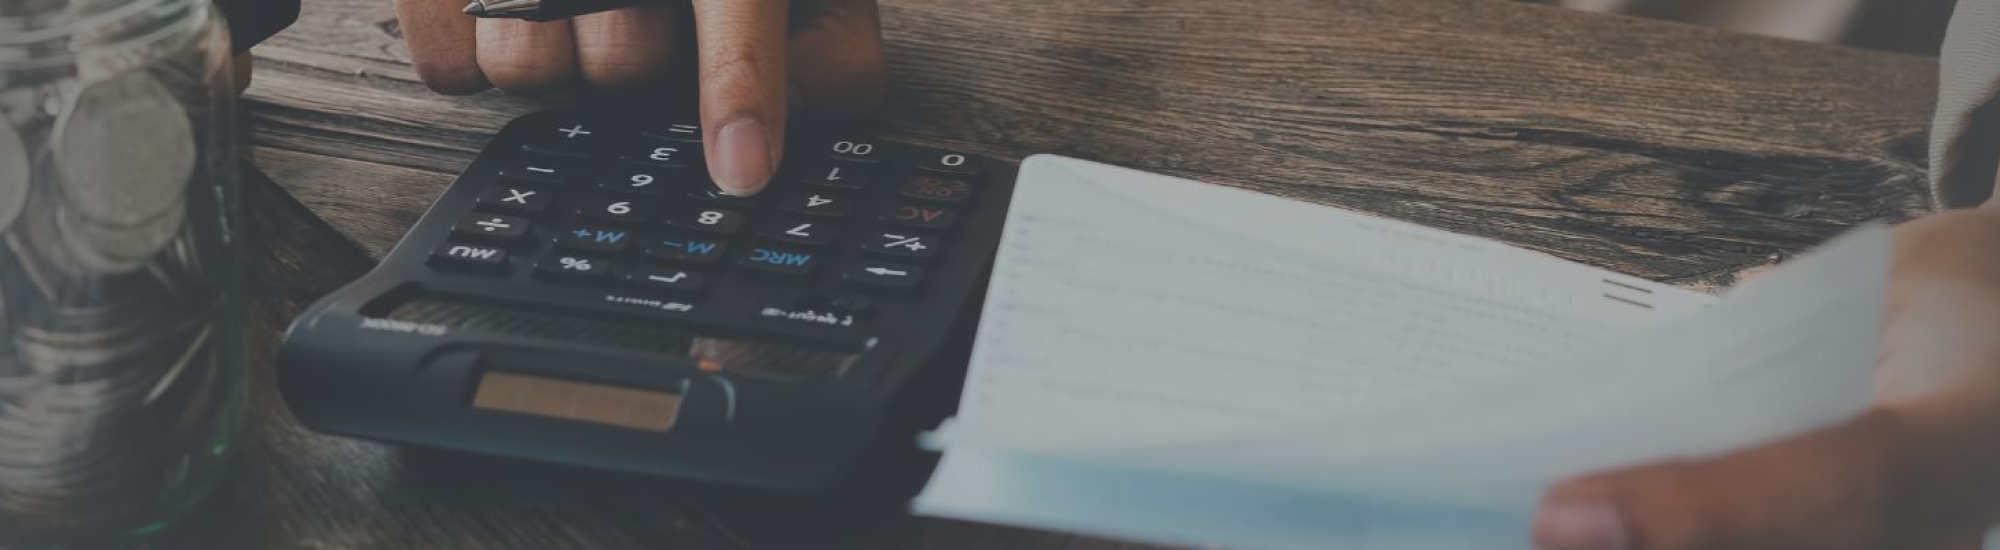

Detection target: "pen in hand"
[461, 0, 647, 22]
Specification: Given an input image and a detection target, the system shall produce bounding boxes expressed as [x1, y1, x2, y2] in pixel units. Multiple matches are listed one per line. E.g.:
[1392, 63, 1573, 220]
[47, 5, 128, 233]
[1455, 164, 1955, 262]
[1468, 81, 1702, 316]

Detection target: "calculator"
[274, 109, 1015, 492]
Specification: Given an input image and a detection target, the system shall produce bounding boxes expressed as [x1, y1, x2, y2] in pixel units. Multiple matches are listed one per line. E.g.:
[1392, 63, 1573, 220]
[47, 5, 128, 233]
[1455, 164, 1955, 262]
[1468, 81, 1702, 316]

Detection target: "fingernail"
[714, 118, 773, 195]
[1533, 500, 1629, 550]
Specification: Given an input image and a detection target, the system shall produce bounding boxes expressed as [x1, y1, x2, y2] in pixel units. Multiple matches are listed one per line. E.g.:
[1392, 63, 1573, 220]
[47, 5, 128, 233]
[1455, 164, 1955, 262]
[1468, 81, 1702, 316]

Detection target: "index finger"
[690, 0, 788, 196]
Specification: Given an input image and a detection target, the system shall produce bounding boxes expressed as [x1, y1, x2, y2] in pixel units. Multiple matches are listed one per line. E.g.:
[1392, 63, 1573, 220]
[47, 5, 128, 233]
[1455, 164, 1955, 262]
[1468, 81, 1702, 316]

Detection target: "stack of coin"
[0, 63, 240, 544]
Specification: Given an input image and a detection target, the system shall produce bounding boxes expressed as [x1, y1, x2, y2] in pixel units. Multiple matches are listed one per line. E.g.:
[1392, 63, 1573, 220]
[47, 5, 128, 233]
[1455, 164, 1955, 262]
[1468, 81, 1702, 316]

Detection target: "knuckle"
[479, 61, 571, 94]
[413, 62, 490, 95]
[578, 60, 661, 90]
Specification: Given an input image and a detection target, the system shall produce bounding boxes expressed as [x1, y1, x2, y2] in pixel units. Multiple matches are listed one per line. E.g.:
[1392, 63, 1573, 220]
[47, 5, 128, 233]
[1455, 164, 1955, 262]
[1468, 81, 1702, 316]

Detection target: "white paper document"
[913, 156, 1892, 549]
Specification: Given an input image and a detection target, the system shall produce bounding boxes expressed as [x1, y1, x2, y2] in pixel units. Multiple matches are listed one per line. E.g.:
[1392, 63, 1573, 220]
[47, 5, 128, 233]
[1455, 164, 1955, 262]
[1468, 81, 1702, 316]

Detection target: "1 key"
[798, 161, 878, 190]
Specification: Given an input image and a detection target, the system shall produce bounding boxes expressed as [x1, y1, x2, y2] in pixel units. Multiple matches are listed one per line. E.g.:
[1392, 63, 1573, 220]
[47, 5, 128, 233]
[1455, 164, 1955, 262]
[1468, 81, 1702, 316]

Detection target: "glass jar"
[0, 0, 245, 546]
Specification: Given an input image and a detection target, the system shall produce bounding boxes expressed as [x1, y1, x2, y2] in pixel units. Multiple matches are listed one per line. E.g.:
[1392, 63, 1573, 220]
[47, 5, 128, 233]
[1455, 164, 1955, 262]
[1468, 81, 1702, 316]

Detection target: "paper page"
[946, 156, 1709, 448]
[915, 156, 1891, 549]
[1075, 224, 1891, 509]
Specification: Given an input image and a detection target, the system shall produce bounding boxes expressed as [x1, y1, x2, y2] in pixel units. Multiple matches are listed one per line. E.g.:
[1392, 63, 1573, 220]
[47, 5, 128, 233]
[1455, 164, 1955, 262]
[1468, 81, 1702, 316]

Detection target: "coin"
[51, 70, 194, 228]
[57, 201, 184, 275]
[0, 119, 27, 233]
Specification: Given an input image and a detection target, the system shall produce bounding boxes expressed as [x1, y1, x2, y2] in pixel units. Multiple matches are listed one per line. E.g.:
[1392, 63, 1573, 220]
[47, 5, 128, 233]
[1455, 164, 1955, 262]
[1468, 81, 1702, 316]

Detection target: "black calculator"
[275, 109, 1015, 492]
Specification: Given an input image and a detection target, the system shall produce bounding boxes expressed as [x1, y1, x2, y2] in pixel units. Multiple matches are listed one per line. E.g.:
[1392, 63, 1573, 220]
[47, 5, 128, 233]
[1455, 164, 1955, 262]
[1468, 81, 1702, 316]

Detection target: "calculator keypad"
[427, 112, 990, 326]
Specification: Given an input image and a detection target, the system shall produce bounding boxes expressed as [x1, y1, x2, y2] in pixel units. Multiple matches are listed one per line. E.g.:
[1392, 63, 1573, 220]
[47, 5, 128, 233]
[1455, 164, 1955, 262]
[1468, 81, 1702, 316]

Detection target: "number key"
[798, 161, 878, 190]
[576, 195, 654, 223]
[821, 138, 884, 163]
[665, 207, 746, 234]
[913, 148, 984, 176]
[629, 141, 695, 168]
[598, 166, 677, 196]
[776, 190, 854, 217]
[759, 218, 838, 246]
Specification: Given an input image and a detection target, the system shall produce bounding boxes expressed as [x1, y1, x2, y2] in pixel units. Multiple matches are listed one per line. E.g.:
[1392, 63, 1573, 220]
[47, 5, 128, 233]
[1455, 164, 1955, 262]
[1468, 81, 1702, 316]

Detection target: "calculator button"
[819, 138, 885, 163]
[691, 186, 760, 207]
[759, 218, 838, 246]
[738, 247, 818, 276]
[451, 213, 531, 241]
[514, 119, 595, 159]
[620, 266, 708, 294]
[430, 243, 509, 272]
[623, 266, 706, 293]
[798, 162, 878, 190]
[642, 236, 727, 263]
[641, 121, 703, 143]
[912, 148, 984, 176]
[535, 253, 611, 281]
[598, 166, 679, 196]
[861, 232, 941, 260]
[776, 191, 854, 217]
[879, 204, 957, 230]
[628, 141, 696, 168]
[841, 262, 923, 291]
[497, 159, 579, 187]
[576, 195, 655, 223]
[900, 174, 975, 203]
[555, 225, 634, 253]
[476, 186, 551, 214]
[665, 207, 746, 234]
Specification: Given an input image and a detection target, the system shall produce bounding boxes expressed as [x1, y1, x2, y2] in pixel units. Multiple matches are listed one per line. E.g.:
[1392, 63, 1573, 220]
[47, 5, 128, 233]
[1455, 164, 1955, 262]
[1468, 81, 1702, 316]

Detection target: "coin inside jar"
[51, 70, 195, 230]
[0, 120, 26, 234]
[56, 201, 185, 275]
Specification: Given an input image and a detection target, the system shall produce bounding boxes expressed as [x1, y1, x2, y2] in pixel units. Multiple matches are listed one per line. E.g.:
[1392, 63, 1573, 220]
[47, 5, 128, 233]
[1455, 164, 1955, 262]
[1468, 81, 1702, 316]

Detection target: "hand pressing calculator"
[275, 109, 1015, 492]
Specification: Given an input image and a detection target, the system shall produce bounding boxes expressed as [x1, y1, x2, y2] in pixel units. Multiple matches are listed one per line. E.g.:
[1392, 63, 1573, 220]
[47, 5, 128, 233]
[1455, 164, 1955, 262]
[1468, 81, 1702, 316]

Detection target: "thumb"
[1532, 408, 1996, 550]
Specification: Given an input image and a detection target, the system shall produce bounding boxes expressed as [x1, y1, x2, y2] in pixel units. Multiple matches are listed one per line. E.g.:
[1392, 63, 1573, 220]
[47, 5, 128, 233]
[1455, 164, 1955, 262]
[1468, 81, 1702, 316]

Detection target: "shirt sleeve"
[1932, 0, 2000, 209]
[213, 0, 302, 53]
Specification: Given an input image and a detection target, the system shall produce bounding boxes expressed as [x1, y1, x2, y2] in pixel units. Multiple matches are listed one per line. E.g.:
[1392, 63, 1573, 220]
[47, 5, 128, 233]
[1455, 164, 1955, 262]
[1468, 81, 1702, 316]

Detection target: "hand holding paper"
[910, 156, 1978, 550]
[1534, 208, 2000, 550]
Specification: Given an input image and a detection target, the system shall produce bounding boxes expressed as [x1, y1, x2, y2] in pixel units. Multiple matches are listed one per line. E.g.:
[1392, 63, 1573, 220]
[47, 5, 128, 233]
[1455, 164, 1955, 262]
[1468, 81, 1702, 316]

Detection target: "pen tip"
[461, 1, 485, 14]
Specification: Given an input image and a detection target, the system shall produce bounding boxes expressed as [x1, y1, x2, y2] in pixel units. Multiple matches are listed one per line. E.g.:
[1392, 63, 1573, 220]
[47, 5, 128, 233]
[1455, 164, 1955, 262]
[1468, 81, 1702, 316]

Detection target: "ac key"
[880, 204, 957, 230]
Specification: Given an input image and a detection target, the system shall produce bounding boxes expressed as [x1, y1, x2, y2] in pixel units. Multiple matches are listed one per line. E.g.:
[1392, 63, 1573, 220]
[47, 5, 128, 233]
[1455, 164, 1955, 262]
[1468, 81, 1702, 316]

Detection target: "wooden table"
[160, 0, 1940, 547]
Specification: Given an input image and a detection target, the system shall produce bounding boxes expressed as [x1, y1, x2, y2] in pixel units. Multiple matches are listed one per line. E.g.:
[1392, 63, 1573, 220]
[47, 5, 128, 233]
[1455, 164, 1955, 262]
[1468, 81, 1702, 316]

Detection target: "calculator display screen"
[388, 298, 865, 382]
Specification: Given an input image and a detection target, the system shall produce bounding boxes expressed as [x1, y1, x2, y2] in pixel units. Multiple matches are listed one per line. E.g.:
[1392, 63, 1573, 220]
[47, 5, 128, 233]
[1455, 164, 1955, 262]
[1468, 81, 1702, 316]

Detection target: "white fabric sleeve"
[1932, 0, 2000, 208]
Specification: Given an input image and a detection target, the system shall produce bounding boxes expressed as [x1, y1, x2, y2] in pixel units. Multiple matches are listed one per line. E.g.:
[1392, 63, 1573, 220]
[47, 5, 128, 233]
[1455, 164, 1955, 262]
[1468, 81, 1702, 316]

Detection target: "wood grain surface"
[186, 0, 1942, 548]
